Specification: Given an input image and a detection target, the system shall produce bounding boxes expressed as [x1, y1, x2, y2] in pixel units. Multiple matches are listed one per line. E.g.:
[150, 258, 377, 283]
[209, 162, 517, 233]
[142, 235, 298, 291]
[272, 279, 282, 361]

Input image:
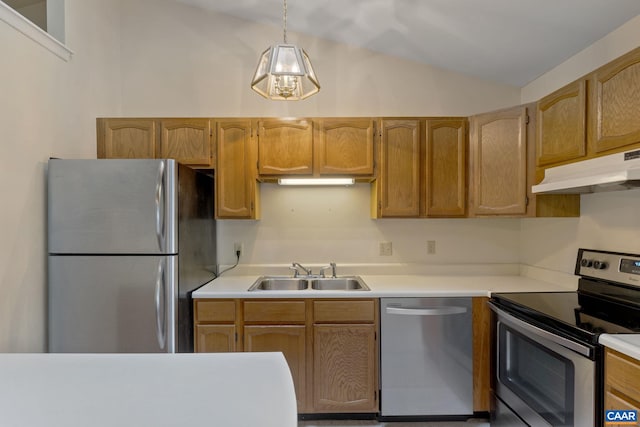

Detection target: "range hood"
[532, 149, 640, 194]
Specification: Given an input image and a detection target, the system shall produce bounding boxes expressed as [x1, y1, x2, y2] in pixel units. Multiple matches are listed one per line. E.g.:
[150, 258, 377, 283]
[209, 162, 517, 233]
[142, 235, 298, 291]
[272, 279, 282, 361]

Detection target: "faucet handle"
[330, 262, 337, 278]
[318, 265, 332, 278]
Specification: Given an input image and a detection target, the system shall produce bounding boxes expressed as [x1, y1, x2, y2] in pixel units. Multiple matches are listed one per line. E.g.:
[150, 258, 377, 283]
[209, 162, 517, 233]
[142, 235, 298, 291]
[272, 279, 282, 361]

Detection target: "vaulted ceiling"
[174, 0, 640, 87]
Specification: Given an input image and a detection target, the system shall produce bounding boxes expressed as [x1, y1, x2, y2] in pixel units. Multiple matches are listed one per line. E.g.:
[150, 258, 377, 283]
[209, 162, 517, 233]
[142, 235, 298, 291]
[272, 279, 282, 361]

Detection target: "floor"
[299, 419, 490, 427]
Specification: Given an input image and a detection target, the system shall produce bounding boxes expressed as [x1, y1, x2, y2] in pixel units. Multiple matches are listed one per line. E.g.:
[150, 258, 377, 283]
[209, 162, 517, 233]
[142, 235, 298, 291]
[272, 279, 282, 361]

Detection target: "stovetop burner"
[491, 248, 640, 346]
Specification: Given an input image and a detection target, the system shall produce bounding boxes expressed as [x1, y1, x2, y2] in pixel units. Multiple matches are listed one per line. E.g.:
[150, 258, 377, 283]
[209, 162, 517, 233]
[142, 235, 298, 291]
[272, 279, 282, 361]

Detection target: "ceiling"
[174, 0, 640, 87]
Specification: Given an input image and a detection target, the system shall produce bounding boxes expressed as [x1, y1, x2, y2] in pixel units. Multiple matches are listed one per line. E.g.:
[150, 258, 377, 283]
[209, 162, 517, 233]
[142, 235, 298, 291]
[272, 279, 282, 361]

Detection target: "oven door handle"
[488, 301, 592, 358]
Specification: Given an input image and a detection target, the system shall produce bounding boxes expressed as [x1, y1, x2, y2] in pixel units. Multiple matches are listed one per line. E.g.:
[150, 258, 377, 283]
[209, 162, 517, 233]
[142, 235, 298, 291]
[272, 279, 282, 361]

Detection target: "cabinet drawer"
[313, 300, 375, 323]
[195, 300, 236, 323]
[244, 300, 306, 323]
[606, 349, 640, 404]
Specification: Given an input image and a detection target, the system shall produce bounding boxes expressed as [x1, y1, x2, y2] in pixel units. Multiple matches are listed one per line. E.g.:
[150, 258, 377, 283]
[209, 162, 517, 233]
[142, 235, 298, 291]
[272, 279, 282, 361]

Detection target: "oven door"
[489, 303, 595, 427]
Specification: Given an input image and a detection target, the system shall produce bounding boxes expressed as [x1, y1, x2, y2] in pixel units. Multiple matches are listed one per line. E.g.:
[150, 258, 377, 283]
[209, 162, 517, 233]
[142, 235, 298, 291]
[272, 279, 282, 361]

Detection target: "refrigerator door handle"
[385, 306, 468, 316]
[155, 161, 166, 252]
[155, 260, 166, 350]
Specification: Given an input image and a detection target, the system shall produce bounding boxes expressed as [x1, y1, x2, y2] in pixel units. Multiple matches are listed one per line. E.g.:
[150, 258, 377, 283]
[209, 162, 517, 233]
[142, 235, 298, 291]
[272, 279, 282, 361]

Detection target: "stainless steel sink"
[248, 277, 308, 291]
[247, 275, 370, 291]
[310, 276, 370, 291]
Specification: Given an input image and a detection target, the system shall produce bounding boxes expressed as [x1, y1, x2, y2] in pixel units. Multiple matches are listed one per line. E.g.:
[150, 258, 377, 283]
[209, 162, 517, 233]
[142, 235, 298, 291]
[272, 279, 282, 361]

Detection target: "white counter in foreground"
[194, 273, 576, 299]
[599, 334, 640, 361]
[0, 352, 297, 427]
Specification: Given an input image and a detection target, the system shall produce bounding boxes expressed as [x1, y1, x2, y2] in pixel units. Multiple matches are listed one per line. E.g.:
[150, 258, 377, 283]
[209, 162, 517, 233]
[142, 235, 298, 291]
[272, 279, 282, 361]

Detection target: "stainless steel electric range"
[489, 249, 640, 427]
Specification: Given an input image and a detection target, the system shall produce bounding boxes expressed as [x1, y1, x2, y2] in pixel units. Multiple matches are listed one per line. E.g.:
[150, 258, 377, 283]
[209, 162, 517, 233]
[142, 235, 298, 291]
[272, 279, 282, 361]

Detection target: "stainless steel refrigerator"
[48, 159, 216, 353]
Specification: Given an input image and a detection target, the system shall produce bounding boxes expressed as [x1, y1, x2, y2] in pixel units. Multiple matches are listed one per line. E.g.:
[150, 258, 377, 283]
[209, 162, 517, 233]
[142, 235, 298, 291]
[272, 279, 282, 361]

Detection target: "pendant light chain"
[283, 0, 288, 44]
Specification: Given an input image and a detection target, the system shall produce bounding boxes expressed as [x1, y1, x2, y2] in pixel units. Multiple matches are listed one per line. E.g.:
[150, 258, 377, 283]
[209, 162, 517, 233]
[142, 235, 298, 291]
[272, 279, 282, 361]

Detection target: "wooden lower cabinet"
[313, 324, 377, 413]
[244, 325, 307, 411]
[195, 324, 236, 353]
[605, 348, 640, 420]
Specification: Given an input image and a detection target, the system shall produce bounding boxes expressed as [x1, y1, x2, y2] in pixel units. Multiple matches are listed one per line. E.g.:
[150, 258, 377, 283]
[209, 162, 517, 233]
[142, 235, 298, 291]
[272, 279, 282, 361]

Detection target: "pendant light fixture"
[250, 0, 320, 100]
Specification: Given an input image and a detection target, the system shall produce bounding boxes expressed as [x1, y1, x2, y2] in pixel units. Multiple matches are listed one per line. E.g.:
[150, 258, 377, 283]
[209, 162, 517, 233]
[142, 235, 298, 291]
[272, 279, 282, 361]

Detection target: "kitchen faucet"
[290, 262, 312, 277]
[319, 262, 337, 278]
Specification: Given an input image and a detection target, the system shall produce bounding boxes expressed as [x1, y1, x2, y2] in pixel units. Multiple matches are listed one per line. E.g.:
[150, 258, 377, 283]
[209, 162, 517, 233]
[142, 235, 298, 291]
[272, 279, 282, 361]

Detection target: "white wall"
[218, 184, 521, 266]
[0, 0, 122, 352]
[519, 16, 640, 274]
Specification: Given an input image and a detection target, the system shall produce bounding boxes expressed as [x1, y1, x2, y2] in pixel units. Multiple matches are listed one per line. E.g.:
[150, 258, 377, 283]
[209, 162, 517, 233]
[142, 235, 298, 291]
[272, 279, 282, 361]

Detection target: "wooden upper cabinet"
[97, 118, 157, 159]
[536, 80, 587, 167]
[591, 47, 640, 154]
[424, 119, 467, 217]
[377, 119, 421, 217]
[315, 119, 375, 175]
[258, 119, 313, 175]
[470, 106, 528, 216]
[159, 118, 213, 167]
[216, 119, 259, 219]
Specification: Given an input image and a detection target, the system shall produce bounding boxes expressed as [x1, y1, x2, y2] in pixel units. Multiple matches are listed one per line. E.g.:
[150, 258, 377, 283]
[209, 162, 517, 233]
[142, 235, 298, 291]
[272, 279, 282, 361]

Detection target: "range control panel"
[577, 249, 640, 286]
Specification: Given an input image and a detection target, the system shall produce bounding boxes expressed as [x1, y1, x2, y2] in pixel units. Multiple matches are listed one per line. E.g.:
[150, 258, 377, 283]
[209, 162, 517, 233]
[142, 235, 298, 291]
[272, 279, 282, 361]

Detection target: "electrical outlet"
[234, 242, 243, 257]
[427, 240, 436, 255]
[379, 241, 392, 256]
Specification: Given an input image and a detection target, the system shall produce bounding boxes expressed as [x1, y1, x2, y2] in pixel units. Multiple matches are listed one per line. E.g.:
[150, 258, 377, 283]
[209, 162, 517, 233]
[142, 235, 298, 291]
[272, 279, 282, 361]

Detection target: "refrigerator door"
[48, 255, 177, 353]
[48, 159, 177, 254]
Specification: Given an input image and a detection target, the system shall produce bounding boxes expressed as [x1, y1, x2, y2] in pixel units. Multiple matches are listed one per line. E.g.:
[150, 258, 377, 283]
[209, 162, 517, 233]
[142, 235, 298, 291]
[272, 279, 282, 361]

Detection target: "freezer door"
[48, 255, 177, 353]
[48, 159, 177, 254]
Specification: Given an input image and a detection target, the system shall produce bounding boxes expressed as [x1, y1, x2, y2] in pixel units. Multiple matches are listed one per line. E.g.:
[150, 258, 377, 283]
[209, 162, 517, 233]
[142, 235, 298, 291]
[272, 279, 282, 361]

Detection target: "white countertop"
[599, 334, 640, 361]
[194, 270, 577, 299]
[0, 352, 297, 427]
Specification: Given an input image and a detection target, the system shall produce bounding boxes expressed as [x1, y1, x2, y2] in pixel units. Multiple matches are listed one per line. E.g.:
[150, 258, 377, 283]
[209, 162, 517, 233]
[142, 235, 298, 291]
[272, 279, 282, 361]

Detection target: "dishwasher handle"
[385, 306, 468, 316]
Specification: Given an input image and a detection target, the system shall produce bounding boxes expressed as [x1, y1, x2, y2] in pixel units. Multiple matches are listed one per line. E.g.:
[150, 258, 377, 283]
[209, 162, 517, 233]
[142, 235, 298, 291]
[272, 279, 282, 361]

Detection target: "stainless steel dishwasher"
[380, 297, 474, 419]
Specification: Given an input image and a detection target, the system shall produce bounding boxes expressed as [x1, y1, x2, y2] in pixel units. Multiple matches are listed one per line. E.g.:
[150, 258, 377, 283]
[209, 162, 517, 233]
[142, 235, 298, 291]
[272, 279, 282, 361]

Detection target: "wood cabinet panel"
[258, 119, 313, 175]
[592, 47, 640, 154]
[313, 300, 375, 323]
[216, 119, 258, 219]
[159, 118, 212, 167]
[316, 119, 375, 175]
[424, 119, 467, 217]
[244, 325, 307, 411]
[194, 300, 236, 323]
[606, 349, 640, 404]
[313, 324, 377, 413]
[243, 300, 306, 324]
[536, 80, 587, 167]
[97, 118, 157, 159]
[472, 297, 491, 412]
[195, 324, 236, 353]
[377, 119, 421, 217]
[470, 106, 528, 216]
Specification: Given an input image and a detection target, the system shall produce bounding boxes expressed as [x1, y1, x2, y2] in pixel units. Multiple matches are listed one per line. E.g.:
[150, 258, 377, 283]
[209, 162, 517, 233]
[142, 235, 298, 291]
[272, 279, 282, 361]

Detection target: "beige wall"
[119, 0, 521, 118]
[119, 0, 524, 270]
[0, 0, 121, 351]
[519, 15, 640, 274]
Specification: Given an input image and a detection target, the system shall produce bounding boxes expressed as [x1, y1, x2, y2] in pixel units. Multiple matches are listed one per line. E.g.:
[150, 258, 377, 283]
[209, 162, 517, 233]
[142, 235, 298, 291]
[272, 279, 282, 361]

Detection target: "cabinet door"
[159, 118, 212, 167]
[536, 80, 587, 167]
[258, 119, 313, 175]
[313, 324, 377, 413]
[195, 324, 236, 353]
[378, 119, 421, 217]
[97, 118, 157, 159]
[216, 119, 258, 219]
[470, 107, 528, 216]
[244, 325, 307, 411]
[316, 119, 374, 175]
[591, 47, 640, 154]
[424, 119, 467, 217]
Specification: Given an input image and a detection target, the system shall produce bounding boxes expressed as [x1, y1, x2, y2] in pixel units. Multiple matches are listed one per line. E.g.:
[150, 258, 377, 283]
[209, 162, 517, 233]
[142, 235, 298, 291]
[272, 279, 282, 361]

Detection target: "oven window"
[499, 323, 575, 426]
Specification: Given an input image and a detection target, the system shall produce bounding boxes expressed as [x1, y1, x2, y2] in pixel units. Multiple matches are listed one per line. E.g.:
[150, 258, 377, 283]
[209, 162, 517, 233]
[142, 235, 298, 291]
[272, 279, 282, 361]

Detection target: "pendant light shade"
[250, 0, 320, 100]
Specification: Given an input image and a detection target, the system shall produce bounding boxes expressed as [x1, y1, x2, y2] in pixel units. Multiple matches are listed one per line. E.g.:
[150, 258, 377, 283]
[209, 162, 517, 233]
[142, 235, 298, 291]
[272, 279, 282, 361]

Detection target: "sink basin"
[247, 275, 370, 291]
[248, 277, 308, 291]
[310, 276, 370, 291]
